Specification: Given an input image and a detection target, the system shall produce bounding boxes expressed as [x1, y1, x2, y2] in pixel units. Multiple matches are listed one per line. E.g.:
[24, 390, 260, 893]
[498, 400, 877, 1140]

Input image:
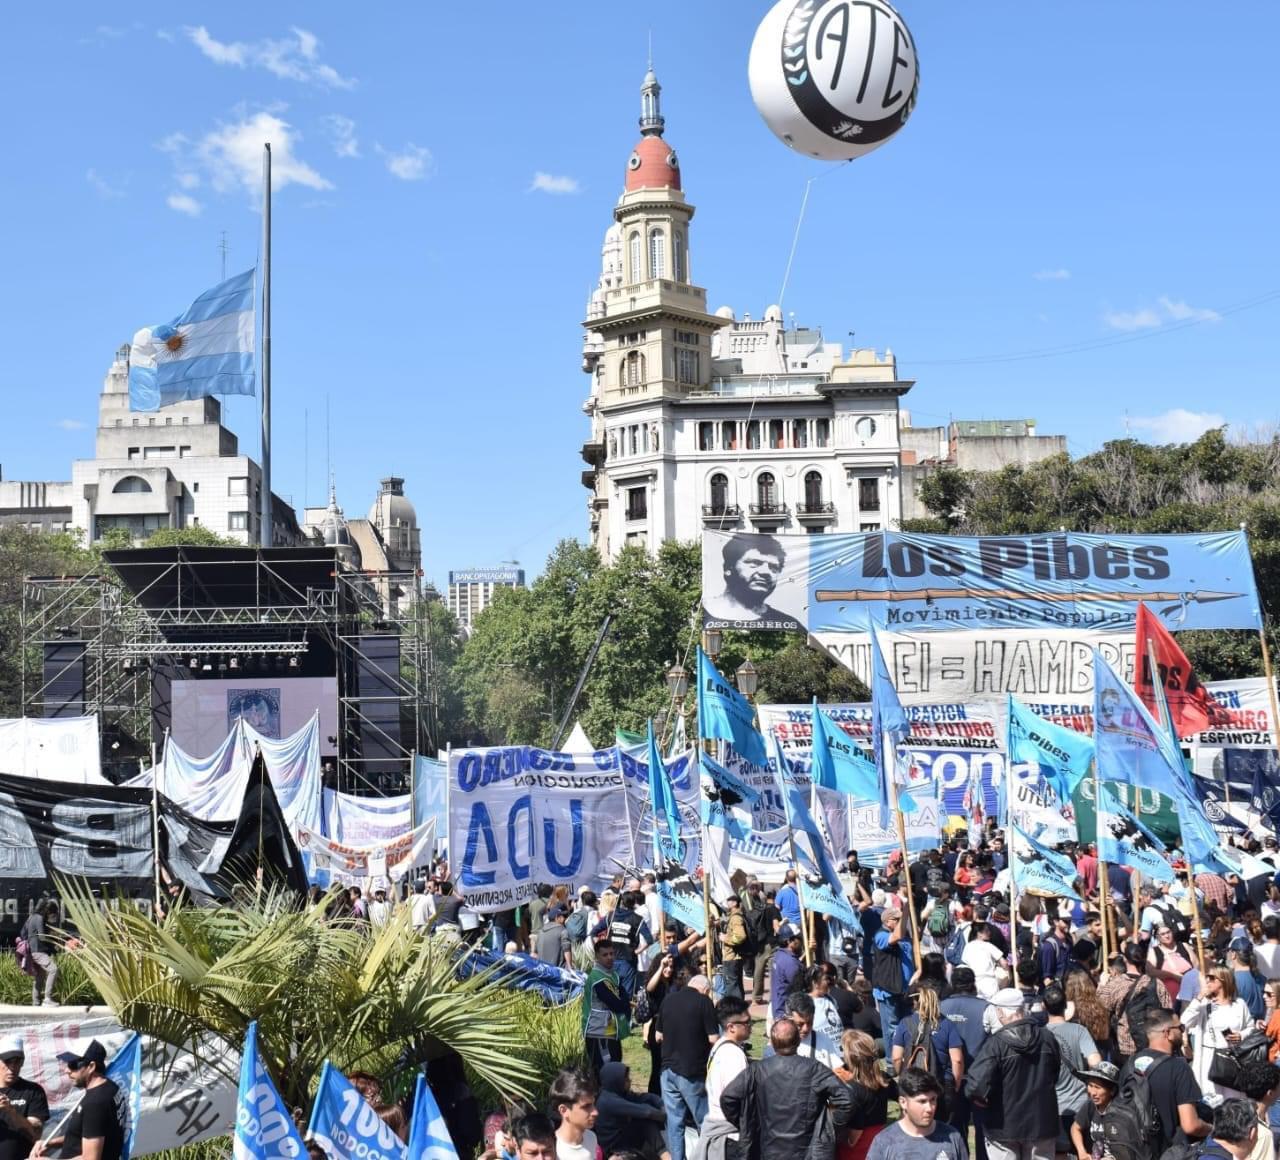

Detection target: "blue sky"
[3, 3, 1277, 586]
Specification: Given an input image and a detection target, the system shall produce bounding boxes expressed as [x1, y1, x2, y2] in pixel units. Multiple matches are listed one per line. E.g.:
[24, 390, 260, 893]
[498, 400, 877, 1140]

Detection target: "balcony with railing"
[689, 374, 828, 399]
[748, 502, 789, 522]
[701, 504, 742, 527]
[796, 501, 837, 524]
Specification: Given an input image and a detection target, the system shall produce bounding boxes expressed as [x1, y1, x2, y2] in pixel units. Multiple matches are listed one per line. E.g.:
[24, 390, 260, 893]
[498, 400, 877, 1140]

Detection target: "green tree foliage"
[910, 428, 1280, 678]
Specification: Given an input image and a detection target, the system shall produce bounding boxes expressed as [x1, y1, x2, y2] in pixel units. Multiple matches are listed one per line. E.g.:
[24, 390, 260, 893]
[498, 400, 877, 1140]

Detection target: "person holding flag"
[34, 1041, 127, 1160]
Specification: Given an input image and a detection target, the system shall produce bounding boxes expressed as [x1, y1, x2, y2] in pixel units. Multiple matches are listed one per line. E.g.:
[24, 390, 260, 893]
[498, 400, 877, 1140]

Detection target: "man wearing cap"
[34, 1041, 125, 1160]
[0, 1037, 48, 1160]
[534, 903, 573, 969]
[768, 925, 803, 1024]
[1068, 1061, 1120, 1160]
[717, 895, 749, 1002]
[872, 908, 914, 1045]
[965, 988, 1062, 1160]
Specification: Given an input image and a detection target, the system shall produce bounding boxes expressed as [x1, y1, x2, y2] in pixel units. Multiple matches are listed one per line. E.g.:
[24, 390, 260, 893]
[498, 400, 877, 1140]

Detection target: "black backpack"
[745, 905, 773, 953]
[1118, 976, 1163, 1051]
[1100, 1051, 1174, 1160]
[1153, 901, 1192, 945]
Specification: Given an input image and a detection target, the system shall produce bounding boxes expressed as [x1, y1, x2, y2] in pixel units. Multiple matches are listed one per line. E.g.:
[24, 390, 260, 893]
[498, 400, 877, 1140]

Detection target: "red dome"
[625, 136, 681, 192]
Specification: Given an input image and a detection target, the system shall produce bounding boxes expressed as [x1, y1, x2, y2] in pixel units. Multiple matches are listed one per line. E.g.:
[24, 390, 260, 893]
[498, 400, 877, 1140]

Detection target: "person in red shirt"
[1076, 842, 1099, 898]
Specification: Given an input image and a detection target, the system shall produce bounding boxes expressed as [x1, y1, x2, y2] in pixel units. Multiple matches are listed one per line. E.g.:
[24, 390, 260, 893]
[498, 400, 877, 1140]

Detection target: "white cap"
[0, 1036, 23, 1059]
[989, 988, 1025, 1011]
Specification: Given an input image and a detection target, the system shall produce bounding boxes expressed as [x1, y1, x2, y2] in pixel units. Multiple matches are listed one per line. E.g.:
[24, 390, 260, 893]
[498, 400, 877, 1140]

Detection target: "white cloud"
[529, 171, 581, 195]
[380, 143, 434, 182]
[161, 111, 332, 201]
[1033, 268, 1070, 281]
[166, 192, 203, 216]
[184, 26, 355, 89]
[1130, 408, 1227, 443]
[86, 168, 125, 199]
[56, 419, 86, 431]
[1103, 307, 1162, 331]
[1157, 296, 1221, 324]
[322, 114, 360, 159]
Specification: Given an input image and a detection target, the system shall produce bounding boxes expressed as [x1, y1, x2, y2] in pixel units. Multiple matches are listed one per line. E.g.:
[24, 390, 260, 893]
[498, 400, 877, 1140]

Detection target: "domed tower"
[320, 481, 361, 570]
[579, 64, 730, 558]
[368, 476, 422, 578]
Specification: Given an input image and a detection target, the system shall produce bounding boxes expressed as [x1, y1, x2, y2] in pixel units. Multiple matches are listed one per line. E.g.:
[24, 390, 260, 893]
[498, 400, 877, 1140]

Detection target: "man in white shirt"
[705, 997, 752, 1125]
[368, 887, 392, 927]
[410, 880, 435, 931]
[1257, 916, 1280, 981]
[762, 993, 842, 1071]
[961, 920, 1006, 999]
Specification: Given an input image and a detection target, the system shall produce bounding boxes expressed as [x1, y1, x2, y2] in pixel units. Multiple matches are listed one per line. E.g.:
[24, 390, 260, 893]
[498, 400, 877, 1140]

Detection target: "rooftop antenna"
[647, 29, 653, 71]
[218, 231, 229, 281]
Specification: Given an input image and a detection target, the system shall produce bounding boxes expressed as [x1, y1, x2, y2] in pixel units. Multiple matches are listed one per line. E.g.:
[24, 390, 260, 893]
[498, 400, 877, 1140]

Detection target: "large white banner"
[449, 746, 636, 913]
[0, 717, 102, 784]
[324, 790, 412, 844]
[1190, 677, 1280, 782]
[0, 1010, 235, 1156]
[812, 629, 1138, 704]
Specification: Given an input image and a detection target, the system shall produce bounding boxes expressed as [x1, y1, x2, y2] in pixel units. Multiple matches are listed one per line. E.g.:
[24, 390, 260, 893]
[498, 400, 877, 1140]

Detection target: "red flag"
[1134, 602, 1214, 738]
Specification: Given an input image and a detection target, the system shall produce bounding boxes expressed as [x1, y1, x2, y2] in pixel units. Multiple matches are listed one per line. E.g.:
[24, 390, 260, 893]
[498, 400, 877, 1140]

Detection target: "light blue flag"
[869, 628, 913, 827]
[309, 1060, 406, 1160]
[408, 1073, 459, 1160]
[780, 754, 858, 926]
[1093, 649, 1194, 801]
[1007, 695, 1096, 808]
[649, 721, 705, 932]
[105, 1033, 141, 1160]
[811, 699, 877, 800]
[129, 268, 256, 411]
[699, 750, 761, 809]
[696, 649, 767, 766]
[1097, 784, 1175, 884]
[1011, 824, 1082, 901]
[232, 1021, 307, 1160]
[1176, 792, 1238, 877]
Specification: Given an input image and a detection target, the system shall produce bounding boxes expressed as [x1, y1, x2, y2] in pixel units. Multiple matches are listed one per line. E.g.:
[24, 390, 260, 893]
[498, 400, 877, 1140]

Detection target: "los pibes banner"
[702, 530, 1260, 634]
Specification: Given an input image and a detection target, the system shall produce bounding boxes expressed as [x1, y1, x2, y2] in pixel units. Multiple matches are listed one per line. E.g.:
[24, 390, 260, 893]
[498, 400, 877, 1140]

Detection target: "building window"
[181, 416, 189, 425]
[624, 351, 646, 387]
[127, 447, 140, 460]
[861, 522, 881, 532]
[698, 422, 715, 451]
[228, 512, 249, 531]
[815, 418, 831, 448]
[721, 421, 738, 450]
[769, 419, 785, 449]
[179, 446, 191, 457]
[629, 232, 642, 283]
[113, 418, 122, 427]
[709, 473, 729, 514]
[625, 487, 647, 521]
[629, 426, 639, 455]
[147, 418, 155, 426]
[757, 472, 778, 510]
[675, 329, 698, 345]
[649, 229, 665, 279]
[673, 232, 686, 281]
[855, 416, 877, 440]
[676, 347, 699, 385]
[859, 477, 880, 511]
[143, 446, 176, 459]
[112, 475, 152, 494]
[228, 477, 248, 496]
[746, 420, 761, 450]
[804, 471, 823, 508]
[164, 416, 172, 425]
[794, 419, 808, 448]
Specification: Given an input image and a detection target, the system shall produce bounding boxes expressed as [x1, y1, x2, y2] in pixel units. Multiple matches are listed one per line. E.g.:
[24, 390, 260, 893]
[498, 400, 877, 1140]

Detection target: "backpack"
[1098, 1051, 1174, 1160]
[1120, 976, 1163, 1051]
[1154, 902, 1192, 945]
[745, 904, 773, 952]
[943, 925, 967, 967]
[13, 936, 35, 977]
[927, 903, 951, 937]
[902, 1017, 935, 1074]
[565, 909, 588, 945]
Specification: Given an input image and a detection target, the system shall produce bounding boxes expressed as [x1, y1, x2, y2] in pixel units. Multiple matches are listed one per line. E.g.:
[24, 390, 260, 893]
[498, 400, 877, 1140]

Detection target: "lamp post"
[703, 626, 722, 660]
[734, 658, 758, 700]
[665, 662, 689, 700]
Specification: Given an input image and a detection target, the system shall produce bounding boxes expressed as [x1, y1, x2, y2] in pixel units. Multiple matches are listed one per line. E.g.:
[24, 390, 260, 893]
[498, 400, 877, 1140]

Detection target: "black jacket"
[595, 1062, 664, 1156]
[963, 1017, 1061, 1142]
[721, 1054, 851, 1160]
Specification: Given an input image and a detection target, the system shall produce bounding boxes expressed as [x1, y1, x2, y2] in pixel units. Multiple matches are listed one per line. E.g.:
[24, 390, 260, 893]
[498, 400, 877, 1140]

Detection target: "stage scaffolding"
[20, 546, 441, 793]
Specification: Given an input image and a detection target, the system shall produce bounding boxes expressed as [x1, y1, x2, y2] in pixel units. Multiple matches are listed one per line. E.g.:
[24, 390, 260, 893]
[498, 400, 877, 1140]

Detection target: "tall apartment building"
[447, 566, 526, 634]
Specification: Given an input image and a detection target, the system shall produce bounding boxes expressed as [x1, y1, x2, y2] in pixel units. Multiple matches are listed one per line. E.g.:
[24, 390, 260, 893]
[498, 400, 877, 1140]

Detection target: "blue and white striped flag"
[129, 268, 256, 411]
[408, 1073, 459, 1160]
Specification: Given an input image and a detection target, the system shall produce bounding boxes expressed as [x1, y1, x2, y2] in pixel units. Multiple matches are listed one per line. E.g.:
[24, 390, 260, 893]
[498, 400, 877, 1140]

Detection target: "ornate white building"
[580, 70, 914, 561]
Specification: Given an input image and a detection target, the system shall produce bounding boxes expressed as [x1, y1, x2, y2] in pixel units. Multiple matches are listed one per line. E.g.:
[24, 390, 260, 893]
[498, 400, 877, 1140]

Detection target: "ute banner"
[449, 746, 635, 913]
[702, 529, 1260, 634]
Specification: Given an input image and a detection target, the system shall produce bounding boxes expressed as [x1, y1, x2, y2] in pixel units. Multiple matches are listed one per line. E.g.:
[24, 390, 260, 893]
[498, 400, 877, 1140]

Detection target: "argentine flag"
[129, 268, 256, 411]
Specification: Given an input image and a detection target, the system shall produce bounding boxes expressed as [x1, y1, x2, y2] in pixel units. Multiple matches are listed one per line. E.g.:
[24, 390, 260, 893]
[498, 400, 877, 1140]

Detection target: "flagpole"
[1259, 626, 1280, 787]
[1004, 746, 1019, 972]
[259, 143, 272, 549]
[886, 737, 923, 972]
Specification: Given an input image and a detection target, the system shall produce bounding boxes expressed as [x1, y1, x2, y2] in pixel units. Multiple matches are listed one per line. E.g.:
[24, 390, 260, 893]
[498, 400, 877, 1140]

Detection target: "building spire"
[640, 54, 664, 137]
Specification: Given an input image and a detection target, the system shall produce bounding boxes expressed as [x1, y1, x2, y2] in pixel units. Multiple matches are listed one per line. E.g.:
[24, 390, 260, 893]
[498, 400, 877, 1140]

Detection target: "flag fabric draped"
[105, 1033, 141, 1160]
[408, 1073, 459, 1160]
[696, 649, 767, 765]
[1176, 793, 1238, 877]
[1093, 649, 1193, 801]
[129, 269, 257, 411]
[666, 711, 687, 760]
[308, 1061, 407, 1160]
[778, 738, 858, 925]
[1011, 823, 1082, 900]
[698, 749, 761, 808]
[232, 1021, 307, 1160]
[1096, 783, 1174, 884]
[1007, 695, 1095, 808]
[1135, 603, 1214, 739]
[811, 699, 877, 799]
[647, 720, 682, 858]
[649, 722, 705, 932]
[869, 628, 912, 827]
[699, 754, 744, 906]
[1250, 751, 1280, 834]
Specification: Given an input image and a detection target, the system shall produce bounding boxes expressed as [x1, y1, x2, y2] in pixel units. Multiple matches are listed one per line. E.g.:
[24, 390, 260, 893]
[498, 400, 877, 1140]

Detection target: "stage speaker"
[353, 635, 402, 767]
[43, 642, 86, 718]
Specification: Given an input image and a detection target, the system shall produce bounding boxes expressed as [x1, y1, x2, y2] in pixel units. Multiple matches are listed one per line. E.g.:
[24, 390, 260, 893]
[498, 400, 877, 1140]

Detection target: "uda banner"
[702, 530, 1260, 634]
[449, 746, 634, 913]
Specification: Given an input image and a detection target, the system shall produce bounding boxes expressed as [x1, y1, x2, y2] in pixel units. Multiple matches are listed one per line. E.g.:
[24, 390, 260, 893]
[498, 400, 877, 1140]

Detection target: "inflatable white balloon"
[749, 0, 919, 161]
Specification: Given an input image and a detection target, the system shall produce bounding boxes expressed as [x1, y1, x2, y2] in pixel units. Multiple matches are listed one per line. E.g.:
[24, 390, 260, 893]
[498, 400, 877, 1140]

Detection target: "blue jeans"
[615, 958, 638, 999]
[660, 1070, 707, 1160]
[875, 993, 910, 1048]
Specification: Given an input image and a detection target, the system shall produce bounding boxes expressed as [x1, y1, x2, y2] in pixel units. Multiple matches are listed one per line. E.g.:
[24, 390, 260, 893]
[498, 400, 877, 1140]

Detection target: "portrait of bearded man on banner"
[703, 533, 806, 630]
